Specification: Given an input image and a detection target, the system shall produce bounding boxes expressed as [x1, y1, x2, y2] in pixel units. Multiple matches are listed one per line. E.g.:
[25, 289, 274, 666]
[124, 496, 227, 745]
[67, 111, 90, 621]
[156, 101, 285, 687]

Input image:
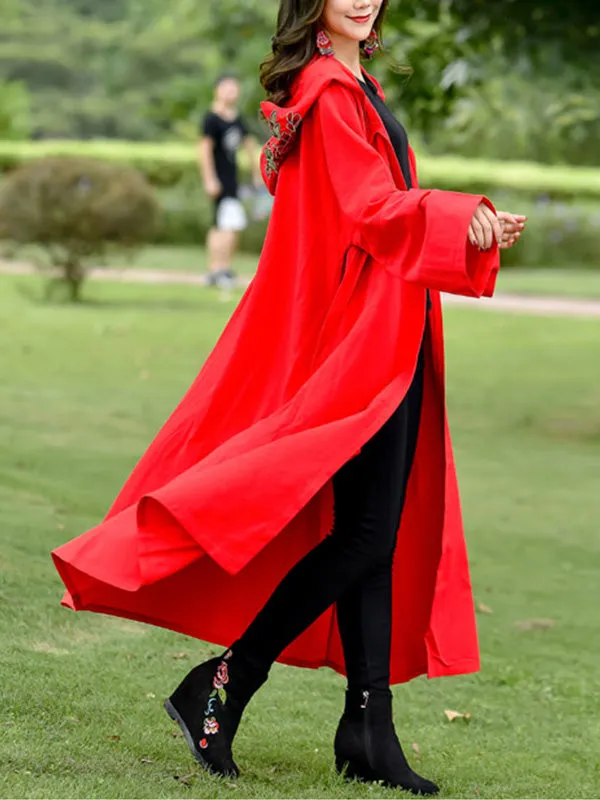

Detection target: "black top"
[202, 111, 249, 198]
[358, 75, 412, 190]
[358, 75, 431, 310]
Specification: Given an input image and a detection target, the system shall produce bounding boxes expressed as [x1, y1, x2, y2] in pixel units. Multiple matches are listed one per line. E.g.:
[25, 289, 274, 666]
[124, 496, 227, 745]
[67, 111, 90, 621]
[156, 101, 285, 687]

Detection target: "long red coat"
[52, 56, 500, 685]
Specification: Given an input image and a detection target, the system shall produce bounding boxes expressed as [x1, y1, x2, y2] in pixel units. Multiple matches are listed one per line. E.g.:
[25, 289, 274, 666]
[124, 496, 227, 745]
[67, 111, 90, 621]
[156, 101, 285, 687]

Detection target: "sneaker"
[214, 270, 236, 290]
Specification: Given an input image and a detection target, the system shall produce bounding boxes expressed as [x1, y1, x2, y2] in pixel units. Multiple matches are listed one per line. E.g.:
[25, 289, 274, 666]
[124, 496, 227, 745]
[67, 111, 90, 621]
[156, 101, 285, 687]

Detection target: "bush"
[0, 82, 31, 140]
[493, 194, 600, 269]
[0, 156, 160, 300]
[426, 57, 600, 168]
[0, 145, 598, 271]
[0, 140, 196, 188]
[1, 139, 600, 200]
[155, 179, 269, 253]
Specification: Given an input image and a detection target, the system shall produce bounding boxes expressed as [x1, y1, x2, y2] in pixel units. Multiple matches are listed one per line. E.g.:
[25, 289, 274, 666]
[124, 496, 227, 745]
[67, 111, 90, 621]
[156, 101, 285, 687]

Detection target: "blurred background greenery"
[0, 0, 598, 275]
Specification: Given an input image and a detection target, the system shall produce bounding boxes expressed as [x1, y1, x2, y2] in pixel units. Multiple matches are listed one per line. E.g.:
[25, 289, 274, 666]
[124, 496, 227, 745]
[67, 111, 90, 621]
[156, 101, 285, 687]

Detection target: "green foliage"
[0, 81, 31, 139]
[1, 139, 599, 200]
[1, 0, 598, 166]
[156, 181, 268, 254]
[492, 196, 600, 269]
[0, 140, 195, 185]
[425, 55, 600, 167]
[0, 156, 160, 300]
[383, 2, 600, 153]
[1, 140, 599, 268]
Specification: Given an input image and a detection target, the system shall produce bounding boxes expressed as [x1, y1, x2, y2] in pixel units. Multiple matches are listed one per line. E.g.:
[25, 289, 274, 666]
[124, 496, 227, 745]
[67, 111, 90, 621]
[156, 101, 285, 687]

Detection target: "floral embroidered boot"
[164, 649, 267, 777]
[334, 688, 439, 795]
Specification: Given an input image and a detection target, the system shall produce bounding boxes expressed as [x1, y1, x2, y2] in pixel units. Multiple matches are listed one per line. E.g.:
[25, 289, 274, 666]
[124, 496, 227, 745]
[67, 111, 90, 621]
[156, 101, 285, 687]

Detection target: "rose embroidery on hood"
[263, 111, 304, 178]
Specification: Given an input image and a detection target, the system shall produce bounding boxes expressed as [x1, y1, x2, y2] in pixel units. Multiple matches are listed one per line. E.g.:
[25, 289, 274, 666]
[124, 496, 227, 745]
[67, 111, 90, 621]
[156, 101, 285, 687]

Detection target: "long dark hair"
[260, 0, 390, 106]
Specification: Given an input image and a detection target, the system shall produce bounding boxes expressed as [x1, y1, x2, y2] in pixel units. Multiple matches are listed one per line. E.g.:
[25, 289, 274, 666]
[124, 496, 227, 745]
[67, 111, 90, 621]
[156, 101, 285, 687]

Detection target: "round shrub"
[0, 156, 161, 299]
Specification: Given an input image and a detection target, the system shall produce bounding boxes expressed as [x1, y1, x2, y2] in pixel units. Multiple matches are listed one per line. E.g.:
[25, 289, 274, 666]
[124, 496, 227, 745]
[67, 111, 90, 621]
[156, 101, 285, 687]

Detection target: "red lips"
[349, 14, 371, 23]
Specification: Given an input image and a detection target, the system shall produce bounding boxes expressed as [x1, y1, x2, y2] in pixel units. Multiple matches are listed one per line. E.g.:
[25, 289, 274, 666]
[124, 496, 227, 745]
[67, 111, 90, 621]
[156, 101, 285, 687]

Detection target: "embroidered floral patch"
[198, 658, 230, 749]
[263, 111, 303, 178]
[213, 662, 229, 690]
[203, 716, 220, 735]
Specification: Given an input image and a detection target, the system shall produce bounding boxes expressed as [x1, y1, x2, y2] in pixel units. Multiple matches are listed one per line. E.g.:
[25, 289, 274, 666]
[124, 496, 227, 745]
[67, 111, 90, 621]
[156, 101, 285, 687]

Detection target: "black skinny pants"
[235, 349, 425, 690]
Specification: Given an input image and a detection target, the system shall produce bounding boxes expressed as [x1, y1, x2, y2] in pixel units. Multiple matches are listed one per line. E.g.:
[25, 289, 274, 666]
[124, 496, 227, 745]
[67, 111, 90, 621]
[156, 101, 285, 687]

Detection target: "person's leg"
[336, 346, 425, 691]
[207, 231, 233, 276]
[207, 198, 233, 282]
[207, 197, 244, 286]
[231, 391, 416, 672]
[332, 349, 438, 794]
[221, 230, 239, 276]
[166, 373, 415, 775]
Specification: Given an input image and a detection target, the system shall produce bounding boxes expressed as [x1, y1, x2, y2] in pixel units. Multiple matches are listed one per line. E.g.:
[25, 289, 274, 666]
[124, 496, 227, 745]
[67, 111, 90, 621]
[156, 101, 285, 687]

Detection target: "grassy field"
[0, 274, 599, 799]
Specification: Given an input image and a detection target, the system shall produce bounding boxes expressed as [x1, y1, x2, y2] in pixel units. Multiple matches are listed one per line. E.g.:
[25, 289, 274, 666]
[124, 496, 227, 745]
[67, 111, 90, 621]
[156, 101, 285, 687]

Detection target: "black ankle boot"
[165, 649, 267, 778]
[334, 688, 440, 796]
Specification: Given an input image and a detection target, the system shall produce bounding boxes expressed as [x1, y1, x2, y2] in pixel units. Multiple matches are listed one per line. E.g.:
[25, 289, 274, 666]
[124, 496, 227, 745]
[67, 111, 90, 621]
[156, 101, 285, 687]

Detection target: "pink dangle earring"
[363, 29, 380, 57]
[316, 29, 335, 57]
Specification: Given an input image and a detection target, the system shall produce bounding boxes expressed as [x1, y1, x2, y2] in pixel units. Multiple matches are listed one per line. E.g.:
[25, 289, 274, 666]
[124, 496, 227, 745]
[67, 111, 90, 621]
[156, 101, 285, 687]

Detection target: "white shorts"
[215, 197, 248, 232]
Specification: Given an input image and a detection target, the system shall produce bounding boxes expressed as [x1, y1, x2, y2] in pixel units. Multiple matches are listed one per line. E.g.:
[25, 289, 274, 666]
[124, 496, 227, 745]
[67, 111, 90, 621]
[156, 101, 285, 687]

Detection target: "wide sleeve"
[313, 83, 499, 298]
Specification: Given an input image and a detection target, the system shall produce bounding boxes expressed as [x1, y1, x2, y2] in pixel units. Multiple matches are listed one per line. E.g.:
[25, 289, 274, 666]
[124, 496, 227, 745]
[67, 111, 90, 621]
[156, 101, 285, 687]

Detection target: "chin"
[342, 25, 371, 42]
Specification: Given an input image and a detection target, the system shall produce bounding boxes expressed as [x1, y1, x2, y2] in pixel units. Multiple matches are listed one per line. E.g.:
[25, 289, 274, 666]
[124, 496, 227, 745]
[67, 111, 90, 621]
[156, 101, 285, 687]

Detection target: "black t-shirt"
[202, 111, 249, 198]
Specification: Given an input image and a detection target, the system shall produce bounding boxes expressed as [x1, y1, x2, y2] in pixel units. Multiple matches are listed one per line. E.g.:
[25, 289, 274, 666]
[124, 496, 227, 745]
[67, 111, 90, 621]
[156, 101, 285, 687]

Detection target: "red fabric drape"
[52, 57, 500, 684]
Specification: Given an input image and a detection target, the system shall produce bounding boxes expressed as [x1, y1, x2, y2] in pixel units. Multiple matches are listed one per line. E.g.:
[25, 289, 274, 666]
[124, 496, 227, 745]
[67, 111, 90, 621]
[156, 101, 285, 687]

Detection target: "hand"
[496, 211, 528, 250]
[204, 177, 222, 199]
[468, 203, 504, 250]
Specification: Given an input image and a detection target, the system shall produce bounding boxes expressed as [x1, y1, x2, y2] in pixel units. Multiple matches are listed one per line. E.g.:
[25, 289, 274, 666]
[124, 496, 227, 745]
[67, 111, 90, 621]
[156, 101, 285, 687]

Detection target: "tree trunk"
[63, 259, 84, 302]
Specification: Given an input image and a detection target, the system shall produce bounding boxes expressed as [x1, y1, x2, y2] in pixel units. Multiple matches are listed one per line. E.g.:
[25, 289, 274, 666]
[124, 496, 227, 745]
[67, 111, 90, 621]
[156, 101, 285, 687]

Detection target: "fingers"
[497, 210, 518, 225]
[470, 216, 486, 249]
[497, 211, 528, 234]
[470, 207, 527, 251]
[479, 204, 504, 247]
[473, 207, 494, 249]
[499, 230, 521, 250]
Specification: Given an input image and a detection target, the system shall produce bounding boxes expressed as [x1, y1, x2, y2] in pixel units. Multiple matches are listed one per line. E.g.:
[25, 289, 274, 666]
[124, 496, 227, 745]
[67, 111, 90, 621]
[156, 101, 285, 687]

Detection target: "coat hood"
[259, 56, 385, 195]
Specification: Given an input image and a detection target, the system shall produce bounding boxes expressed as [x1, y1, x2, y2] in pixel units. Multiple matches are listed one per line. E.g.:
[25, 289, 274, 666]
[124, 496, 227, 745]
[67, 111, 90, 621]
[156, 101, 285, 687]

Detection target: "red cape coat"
[52, 56, 500, 685]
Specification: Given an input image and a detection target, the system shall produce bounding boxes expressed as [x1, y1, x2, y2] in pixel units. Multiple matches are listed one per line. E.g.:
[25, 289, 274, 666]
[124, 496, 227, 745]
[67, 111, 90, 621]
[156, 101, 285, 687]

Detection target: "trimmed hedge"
[1, 139, 600, 200]
[158, 180, 600, 268]
[0, 141, 598, 268]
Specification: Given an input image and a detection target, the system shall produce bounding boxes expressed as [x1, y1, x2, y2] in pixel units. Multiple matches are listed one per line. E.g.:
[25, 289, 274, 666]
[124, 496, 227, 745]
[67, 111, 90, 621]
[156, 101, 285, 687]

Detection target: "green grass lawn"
[1, 274, 599, 799]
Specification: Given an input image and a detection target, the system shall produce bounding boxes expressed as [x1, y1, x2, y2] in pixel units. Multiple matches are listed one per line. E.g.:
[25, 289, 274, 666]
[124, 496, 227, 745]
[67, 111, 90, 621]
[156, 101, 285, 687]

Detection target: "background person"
[200, 73, 261, 289]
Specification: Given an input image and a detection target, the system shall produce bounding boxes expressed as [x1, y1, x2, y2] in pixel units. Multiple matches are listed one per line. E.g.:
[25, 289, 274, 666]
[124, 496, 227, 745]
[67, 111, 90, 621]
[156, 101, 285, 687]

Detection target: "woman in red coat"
[52, 0, 526, 792]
